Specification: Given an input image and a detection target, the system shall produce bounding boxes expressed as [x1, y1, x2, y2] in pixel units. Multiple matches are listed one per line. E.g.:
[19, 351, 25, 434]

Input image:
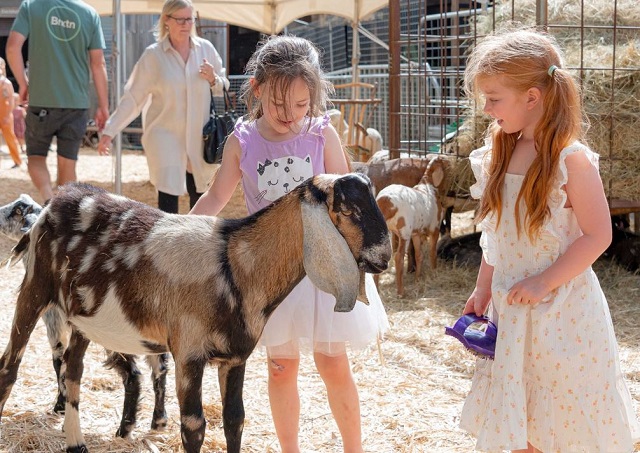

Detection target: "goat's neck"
[226, 195, 306, 318]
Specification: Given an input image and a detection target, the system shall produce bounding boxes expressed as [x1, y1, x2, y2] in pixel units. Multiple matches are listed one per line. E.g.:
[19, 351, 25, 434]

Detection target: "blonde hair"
[0, 57, 5, 76]
[154, 0, 197, 41]
[465, 27, 585, 241]
[238, 35, 333, 122]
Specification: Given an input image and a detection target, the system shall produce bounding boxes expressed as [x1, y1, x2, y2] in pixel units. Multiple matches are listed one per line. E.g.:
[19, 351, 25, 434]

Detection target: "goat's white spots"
[77, 197, 98, 232]
[58, 288, 72, 312]
[69, 286, 152, 355]
[50, 237, 59, 262]
[99, 230, 111, 248]
[122, 243, 142, 269]
[67, 235, 81, 252]
[181, 414, 205, 432]
[78, 246, 98, 274]
[103, 254, 118, 273]
[108, 193, 130, 204]
[118, 209, 136, 230]
[77, 285, 97, 313]
[212, 274, 236, 311]
[111, 244, 126, 263]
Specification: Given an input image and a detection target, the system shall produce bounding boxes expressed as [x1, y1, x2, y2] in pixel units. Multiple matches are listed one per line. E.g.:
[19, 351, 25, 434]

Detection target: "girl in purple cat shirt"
[190, 35, 388, 453]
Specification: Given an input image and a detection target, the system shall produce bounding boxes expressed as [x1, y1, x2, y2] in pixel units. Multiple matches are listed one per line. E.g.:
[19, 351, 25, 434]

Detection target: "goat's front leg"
[147, 353, 169, 431]
[42, 306, 70, 414]
[218, 362, 246, 453]
[395, 237, 408, 296]
[104, 352, 142, 439]
[62, 330, 91, 453]
[411, 233, 424, 278]
[175, 358, 206, 453]
[428, 228, 440, 270]
[0, 294, 49, 420]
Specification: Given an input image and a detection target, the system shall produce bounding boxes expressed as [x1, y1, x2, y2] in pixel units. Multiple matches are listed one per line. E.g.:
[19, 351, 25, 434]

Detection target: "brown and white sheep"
[0, 174, 391, 453]
[375, 157, 447, 296]
[0, 194, 169, 438]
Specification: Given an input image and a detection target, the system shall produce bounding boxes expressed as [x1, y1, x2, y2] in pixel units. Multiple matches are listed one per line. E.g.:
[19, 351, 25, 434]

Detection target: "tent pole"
[351, 1, 361, 90]
[113, 0, 123, 194]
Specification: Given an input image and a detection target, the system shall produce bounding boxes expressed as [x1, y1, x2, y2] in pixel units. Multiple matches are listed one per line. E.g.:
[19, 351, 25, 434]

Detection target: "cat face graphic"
[256, 154, 313, 203]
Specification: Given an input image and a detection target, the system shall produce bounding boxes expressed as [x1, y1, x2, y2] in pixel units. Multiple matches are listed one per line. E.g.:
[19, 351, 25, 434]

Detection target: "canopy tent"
[90, 0, 388, 35]
[87, 0, 389, 192]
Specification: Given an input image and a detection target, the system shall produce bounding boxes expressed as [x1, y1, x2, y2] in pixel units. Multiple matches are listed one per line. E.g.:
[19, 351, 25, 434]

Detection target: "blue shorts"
[25, 107, 89, 160]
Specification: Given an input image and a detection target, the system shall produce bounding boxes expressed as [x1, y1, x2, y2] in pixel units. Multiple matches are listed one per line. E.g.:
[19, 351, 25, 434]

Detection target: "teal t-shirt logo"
[46, 6, 81, 41]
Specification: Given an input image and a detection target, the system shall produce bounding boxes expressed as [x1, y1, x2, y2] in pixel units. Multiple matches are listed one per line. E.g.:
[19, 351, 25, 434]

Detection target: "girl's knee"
[267, 357, 299, 383]
[314, 353, 352, 381]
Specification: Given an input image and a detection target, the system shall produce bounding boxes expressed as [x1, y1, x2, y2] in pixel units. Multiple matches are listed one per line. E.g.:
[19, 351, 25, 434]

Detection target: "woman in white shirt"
[98, 0, 229, 213]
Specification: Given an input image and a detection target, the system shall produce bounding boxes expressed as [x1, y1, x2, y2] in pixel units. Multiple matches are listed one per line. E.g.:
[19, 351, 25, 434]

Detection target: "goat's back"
[376, 183, 440, 238]
[355, 157, 434, 194]
[21, 183, 237, 355]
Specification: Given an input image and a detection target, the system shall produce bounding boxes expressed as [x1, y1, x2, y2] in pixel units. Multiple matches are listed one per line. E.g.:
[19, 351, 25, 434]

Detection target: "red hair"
[465, 28, 585, 240]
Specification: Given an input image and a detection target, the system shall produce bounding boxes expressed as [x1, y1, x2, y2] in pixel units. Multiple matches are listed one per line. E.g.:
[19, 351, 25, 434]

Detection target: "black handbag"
[203, 88, 237, 164]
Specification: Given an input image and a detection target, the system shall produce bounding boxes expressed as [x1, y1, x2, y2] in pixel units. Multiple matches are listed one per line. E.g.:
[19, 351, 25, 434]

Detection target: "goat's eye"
[15, 208, 22, 216]
[341, 209, 353, 216]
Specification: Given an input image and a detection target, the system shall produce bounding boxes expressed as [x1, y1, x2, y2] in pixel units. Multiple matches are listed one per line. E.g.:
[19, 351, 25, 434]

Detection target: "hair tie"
[548, 65, 558, 77]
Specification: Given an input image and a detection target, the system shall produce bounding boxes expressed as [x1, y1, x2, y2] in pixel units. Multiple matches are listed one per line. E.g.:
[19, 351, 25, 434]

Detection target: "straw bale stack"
[448, 0, 640, 201]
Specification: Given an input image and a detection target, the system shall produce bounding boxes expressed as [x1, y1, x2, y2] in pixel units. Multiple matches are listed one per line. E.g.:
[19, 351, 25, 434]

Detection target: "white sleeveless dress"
[460, 142, 640, 452]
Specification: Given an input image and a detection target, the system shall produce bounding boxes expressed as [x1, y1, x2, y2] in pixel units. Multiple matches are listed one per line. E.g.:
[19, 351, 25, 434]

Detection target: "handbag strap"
[209, 94, 215, 115]
[222, 88, 234, 112]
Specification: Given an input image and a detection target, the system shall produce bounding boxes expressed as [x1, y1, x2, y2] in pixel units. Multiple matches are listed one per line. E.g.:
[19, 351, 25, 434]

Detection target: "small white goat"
[375, 157, 447, 296]
[0, 194, 169, 438]
[363, 127, 383, 154]
[0, 194, 41, 241]
[0, 175, 391, 453]
[327, 108, 349, 143]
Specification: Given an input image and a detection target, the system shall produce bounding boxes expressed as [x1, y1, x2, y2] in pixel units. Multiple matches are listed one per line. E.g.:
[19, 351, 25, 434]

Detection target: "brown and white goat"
[0, 194, 169, 438]
[375, 157, 447, 296]
[0, 175, 391, 453]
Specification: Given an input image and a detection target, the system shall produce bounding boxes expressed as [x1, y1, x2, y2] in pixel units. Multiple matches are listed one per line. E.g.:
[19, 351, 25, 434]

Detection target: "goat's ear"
[429, 160, 445, 188]
[301, 202, 360, 312]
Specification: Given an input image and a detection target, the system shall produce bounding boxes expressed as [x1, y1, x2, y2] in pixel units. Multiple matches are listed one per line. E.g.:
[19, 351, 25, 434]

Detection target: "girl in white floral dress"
[460, 28, 640, 452]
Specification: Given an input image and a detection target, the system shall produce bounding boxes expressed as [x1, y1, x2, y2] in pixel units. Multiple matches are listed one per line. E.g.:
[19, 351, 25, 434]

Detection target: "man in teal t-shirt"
[5, 0, 109, 203]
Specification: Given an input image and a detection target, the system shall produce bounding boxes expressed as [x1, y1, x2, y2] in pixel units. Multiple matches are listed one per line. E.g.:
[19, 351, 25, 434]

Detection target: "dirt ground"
[0, 148, 639, 452]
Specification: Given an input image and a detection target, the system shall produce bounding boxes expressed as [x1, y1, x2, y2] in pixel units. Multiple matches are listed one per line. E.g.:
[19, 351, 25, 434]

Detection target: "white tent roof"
[87, 0, 388, 34]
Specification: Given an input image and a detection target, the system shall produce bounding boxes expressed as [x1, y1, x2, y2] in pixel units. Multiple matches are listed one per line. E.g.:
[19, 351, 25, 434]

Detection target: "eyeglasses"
[168, 15, 195, 25]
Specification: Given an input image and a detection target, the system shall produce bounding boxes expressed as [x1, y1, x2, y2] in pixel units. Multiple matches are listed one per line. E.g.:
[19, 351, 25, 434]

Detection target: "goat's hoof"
[115, 423, 134, 438]
[53, 398, 65, 415]
[66, 445, 89, 453]
[151, 415, 168, 431]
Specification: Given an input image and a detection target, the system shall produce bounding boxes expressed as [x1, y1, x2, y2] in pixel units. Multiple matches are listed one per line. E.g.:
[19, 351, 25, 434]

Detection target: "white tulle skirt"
[259, 273, 389, 358]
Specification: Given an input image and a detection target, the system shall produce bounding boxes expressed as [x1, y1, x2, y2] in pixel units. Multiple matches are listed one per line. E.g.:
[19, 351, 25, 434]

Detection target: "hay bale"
[447, 0, 640, 201]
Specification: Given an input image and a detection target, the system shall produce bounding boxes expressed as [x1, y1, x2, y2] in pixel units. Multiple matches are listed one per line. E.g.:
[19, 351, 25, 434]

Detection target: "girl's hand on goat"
[507, 274, 552, 306]
[463, 286, 492, 317]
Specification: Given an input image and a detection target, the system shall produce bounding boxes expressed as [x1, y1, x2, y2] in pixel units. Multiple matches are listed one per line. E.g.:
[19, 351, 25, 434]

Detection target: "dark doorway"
[227, 26, 261, 76]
